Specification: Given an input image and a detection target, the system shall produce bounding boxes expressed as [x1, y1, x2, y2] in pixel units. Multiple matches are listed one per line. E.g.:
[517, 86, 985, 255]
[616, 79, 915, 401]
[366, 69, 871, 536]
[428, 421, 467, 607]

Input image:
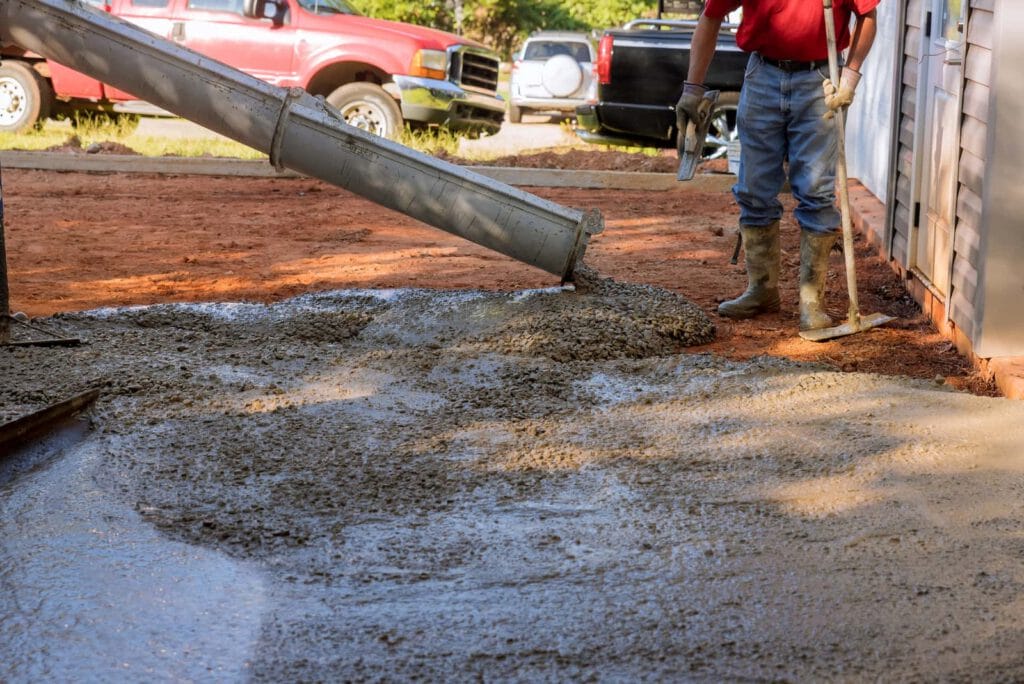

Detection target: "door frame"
[906, 0, 967, 315]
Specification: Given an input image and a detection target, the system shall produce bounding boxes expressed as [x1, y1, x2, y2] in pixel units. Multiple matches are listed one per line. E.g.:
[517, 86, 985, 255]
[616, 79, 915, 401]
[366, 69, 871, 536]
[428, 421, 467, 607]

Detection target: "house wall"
[973, 0, 1024, 357]
[888, 0, 1006, 354]
[845, 0, 898, 200]
[889, 0, 923, 269]
[947, 0, 994, 346]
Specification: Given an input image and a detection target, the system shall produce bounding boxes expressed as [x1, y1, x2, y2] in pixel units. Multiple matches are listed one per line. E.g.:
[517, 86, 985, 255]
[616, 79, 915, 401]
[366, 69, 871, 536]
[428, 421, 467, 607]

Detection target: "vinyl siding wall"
[948, 0, 994, 342]
[892, 0, 994, 344]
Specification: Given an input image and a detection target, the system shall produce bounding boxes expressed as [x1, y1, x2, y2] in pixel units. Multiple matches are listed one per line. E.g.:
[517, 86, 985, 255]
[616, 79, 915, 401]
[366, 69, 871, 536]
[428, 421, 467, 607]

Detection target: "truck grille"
[452, 48, 500, 93]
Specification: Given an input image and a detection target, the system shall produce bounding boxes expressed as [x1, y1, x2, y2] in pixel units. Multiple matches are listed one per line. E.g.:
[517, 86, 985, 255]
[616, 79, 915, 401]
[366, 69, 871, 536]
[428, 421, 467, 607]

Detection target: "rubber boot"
[799, 230, 839, 331]
[718, 221, 781, 319]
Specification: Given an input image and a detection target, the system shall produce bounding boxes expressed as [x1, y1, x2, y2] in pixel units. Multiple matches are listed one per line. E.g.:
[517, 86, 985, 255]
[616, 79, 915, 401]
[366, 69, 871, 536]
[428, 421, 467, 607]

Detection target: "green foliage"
[562, 0, 657, 31]
[463, 0, 586, 57]
[396, 124, 464, 157]
[350, 0, 660, 58]
[0, 119, 492, 160]
[0, 120, 265, 159]
[353, 0, 455, 31]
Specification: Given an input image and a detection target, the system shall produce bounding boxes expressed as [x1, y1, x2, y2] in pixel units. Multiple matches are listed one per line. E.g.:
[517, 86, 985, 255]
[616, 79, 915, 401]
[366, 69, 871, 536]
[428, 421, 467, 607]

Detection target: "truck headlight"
[409, 49, 448, 80]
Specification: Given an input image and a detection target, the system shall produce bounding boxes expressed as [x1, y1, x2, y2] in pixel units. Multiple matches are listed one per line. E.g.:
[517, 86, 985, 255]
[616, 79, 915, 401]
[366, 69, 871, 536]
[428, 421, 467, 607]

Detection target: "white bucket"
[727, 140, 742, 175]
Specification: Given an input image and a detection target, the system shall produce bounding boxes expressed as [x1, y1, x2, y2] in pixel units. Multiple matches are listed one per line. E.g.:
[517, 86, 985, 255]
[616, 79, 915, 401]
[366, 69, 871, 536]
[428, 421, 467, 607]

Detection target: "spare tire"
[541, 55, 583, 98]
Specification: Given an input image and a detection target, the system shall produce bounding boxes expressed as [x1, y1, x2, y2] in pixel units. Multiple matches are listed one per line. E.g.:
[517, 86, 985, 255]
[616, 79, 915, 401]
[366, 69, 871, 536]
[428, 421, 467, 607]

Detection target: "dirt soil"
[2, 149, 995, 396]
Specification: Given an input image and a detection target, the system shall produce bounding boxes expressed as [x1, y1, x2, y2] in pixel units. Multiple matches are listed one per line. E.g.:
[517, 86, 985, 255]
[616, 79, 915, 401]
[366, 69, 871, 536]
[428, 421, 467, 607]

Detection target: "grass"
[0, 114, 493, 160]
[0, 115, 266, 158]
[395, 126, 465, 157]
[0, 111, 660, 161]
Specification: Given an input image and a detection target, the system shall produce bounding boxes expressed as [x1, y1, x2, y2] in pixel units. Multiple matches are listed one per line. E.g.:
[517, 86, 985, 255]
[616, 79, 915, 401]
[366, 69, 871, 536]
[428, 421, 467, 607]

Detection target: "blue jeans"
[733, 53, 840, 235]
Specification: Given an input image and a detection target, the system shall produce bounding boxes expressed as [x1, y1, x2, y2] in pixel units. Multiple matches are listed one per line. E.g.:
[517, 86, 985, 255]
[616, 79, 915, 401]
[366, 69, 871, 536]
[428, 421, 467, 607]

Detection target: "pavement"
[131, 112, 586, 155]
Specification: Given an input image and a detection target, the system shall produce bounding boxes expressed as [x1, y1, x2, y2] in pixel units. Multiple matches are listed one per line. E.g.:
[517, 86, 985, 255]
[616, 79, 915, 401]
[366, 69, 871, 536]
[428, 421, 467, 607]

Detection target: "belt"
[759, 54, 828, 72]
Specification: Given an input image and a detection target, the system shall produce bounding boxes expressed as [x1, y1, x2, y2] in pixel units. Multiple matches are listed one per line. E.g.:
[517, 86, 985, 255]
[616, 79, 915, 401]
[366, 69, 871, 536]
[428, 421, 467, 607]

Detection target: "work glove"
[822, 67, 862, 119]
[675, 81, 708, 134]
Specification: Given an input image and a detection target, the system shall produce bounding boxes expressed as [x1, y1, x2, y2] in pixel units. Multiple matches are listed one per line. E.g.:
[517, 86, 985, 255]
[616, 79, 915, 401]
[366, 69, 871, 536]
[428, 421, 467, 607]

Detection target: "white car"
[508, 31, 597, 124]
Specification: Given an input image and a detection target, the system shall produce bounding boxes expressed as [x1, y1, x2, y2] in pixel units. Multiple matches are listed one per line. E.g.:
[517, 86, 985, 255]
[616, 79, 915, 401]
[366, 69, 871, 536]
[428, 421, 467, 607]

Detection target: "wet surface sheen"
[0, 429, 265, 681]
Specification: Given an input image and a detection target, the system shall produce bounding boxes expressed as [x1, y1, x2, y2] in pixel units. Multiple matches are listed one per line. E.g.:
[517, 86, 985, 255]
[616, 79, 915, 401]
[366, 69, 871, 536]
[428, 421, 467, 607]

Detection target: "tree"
[353, 0, 455, 31]
[462, 0, 586, 57]
[562, 0, 656, 31]
[352, 0, 659, 58]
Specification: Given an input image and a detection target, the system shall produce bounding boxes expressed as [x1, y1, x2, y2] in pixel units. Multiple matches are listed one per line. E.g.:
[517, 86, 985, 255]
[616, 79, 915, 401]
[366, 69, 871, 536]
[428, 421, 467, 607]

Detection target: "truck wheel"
[508, 104, 523, 124]
[326, 82, 402, 140]
[0, 61, 53, 133]
[703, 91, 740, 160]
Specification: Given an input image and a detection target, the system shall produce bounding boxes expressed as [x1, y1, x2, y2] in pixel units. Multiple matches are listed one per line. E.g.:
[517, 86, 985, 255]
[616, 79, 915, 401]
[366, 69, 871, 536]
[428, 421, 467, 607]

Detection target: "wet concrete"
[1, 425, 264, 681]
[2, 285, 1023, 680]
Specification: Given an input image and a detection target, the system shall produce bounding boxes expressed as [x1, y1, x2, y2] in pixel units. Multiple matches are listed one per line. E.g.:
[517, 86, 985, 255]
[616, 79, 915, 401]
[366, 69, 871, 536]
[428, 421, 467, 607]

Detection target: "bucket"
[727, 140, 741, 175]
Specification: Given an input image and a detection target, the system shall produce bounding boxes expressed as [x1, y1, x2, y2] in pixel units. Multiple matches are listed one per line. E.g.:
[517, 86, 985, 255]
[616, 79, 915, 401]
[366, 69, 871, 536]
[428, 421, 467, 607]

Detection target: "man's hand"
[676, 82, 708, 134]
[822, 67, 862, 119]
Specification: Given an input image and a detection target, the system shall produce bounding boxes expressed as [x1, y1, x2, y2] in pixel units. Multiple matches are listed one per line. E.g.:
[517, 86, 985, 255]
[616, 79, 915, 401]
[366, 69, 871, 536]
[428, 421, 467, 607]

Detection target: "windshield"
[295, 0, 360, 15]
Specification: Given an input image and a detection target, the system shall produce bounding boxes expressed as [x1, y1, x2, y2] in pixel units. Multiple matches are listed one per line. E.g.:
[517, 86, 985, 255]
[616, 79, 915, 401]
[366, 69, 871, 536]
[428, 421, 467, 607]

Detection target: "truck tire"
[0, 61, 53, 133]
[704, 91, 740, 160]
[326, 82, 403, 140]
[508, 103, 523, 124]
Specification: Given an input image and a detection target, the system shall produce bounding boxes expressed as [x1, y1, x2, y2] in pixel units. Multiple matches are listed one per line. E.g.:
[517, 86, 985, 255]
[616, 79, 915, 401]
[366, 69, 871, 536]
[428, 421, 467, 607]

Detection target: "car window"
[570, 43, 592, 62]
[523, 41, 591, 62]
[187, 0, 243, 11]
[296, 0, 360, 14]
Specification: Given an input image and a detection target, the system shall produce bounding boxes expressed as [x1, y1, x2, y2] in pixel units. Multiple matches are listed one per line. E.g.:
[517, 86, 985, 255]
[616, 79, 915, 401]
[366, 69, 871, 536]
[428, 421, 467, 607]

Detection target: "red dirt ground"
[1, 149, 998, 396]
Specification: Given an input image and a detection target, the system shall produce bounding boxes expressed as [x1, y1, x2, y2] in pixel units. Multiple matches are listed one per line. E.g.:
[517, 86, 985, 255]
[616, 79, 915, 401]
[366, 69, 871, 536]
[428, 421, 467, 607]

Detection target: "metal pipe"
[0, 0, 602, 280]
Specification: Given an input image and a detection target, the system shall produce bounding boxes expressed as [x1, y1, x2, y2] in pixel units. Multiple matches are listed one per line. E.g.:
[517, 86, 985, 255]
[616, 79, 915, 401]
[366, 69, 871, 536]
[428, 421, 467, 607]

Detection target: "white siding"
[974, 0, 1024, 356]
[845, 0, 899, 200]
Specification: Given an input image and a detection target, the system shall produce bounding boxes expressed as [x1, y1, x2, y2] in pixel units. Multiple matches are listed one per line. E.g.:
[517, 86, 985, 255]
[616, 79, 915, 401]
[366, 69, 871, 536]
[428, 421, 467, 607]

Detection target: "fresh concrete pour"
[2, 276, 1023, 680]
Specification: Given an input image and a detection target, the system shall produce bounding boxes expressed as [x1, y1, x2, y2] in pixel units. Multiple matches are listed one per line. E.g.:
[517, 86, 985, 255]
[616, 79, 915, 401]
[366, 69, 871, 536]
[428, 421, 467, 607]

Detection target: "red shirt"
[703, 0, 880, 61]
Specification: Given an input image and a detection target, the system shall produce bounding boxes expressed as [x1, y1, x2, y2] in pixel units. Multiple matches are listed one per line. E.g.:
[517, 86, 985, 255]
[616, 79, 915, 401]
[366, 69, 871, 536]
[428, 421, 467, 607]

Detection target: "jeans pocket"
[815, 66, 830, 81]
[744, 54, 763, 79]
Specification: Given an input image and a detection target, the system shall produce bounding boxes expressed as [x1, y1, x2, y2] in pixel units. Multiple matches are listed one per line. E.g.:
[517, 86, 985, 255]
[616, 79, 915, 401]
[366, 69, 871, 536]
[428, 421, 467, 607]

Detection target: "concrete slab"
[989, 356, 1024, 401]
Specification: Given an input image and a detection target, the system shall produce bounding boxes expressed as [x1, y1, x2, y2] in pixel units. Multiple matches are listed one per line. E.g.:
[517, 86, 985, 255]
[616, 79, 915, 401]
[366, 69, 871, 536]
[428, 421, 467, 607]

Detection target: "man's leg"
[719, 55, 789, 320]
[787, 67, 841, 330]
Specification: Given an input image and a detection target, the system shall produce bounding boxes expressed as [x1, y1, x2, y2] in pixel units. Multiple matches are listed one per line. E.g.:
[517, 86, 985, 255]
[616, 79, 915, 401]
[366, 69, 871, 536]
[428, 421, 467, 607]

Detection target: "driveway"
[134, 114, 584, 156]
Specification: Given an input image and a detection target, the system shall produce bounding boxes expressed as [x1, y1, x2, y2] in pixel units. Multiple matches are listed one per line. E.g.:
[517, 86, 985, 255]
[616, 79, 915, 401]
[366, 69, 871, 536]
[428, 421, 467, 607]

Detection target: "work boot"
[799, 230, 839, 331]
[718, 221, 781, 319]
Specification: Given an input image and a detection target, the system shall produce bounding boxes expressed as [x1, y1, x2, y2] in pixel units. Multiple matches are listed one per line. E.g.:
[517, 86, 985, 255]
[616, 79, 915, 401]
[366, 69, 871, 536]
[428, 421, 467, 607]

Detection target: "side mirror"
[243, 0, 282, 21]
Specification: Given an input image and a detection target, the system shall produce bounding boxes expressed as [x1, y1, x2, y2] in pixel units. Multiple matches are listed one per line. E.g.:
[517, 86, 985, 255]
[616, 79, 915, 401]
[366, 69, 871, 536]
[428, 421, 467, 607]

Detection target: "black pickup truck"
[575, 19, 747, 158]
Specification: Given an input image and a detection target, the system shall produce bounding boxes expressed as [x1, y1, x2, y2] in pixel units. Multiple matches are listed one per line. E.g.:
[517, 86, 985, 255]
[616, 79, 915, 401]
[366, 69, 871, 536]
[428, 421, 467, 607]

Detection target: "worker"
[677, 0, 879, 331]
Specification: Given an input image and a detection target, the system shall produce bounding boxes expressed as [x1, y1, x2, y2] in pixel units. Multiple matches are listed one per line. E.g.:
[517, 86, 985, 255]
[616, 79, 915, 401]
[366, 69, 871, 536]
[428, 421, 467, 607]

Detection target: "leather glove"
[822, 67, 861, 119]
[676, 81, 708, 133]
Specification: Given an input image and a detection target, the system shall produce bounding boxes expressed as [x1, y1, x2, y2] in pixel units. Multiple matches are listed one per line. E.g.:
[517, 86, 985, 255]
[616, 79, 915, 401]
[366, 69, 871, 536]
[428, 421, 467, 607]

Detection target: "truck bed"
[576, 21, 748, 149]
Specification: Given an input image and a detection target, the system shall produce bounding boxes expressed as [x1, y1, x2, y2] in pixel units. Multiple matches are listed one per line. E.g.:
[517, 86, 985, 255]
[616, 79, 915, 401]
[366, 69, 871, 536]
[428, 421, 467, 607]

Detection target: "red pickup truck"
[0, 0, 504, 138]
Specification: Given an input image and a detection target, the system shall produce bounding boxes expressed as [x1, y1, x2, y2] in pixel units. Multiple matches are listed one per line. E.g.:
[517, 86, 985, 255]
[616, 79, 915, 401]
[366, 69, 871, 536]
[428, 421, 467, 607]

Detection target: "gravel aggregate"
[3, 278, 1024, 681]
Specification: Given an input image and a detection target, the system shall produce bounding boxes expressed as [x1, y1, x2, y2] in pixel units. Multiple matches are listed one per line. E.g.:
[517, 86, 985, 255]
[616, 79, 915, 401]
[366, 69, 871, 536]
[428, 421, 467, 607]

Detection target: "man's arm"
[686, 12, 724, 84]
[823, 8, 878, 117]
[845, 8, 878, 72]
